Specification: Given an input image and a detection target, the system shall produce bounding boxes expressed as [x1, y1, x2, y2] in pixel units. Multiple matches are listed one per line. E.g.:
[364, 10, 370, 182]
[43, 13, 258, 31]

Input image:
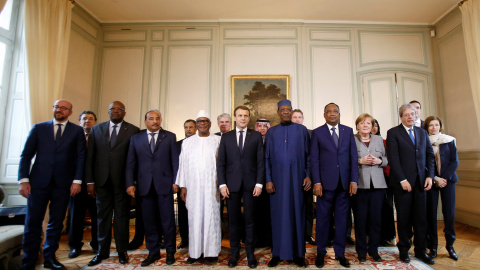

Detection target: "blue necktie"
[110, 125, 118, 147]
[239, 130, 244, 152]
[150, 133, 156, 153]
[409, 128, 415, 144]
[55, 124, 62, 141]
[331, 127, 338, 148]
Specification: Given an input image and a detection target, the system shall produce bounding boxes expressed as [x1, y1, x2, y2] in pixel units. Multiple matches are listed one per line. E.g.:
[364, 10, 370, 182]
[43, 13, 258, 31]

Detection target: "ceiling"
[77, 0, 459, 25]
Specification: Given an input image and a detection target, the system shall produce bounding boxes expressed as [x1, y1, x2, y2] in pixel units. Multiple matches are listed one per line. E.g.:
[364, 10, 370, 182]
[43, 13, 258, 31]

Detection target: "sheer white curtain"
[460, 0, 480, 133]
[24, 0, 73, 124]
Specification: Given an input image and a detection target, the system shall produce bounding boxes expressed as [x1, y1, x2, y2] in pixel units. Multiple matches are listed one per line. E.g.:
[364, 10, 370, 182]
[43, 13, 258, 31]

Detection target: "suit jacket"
[176, 139, 184, 155]
[18, 120, 86, 189]
[386, 124, 435, 187]
[126, 129, 178, 196]
[85, 121, 140, 188]
[354, 134, 388, 189]
[310, 123, 359, 191]
[217, 128, 265, 192]
[436, 141, 459, 182]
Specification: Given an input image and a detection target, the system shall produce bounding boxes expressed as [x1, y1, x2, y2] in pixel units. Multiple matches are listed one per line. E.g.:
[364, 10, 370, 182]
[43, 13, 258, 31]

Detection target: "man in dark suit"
[311, 103, 358, 268]
[217, 106, 264, 269]
[175, 119, 197, 249]
[214, 113, 232, 136]
[86, 101, 140, 266]
[410, 100, 424, 128]
[125, 110, 178, 266]
[386, 103, 435, 265]
[68, 110, 98, 259]
[19, 99, 86, 270]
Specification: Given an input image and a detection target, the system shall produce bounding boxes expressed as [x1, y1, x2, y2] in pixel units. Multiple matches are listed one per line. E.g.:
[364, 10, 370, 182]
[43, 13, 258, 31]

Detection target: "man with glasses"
[19, 99, 86, 270]
[86, 101, 140, 266]
[265, 99, 312, 267]
[176, 110, 222, 264]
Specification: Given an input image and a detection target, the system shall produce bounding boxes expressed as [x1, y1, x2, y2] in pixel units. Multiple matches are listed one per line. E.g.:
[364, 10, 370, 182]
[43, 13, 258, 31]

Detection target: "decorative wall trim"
[309, 29, 351, 41]
[358, 30, 428, 67]
[224, 28, 297, 39]
[456, 208, 480, 228]
[72, 12, 98, 39]
[151, 30, 164, 41]
[168, 29, 213, 41]
[104, 31, 147, 42]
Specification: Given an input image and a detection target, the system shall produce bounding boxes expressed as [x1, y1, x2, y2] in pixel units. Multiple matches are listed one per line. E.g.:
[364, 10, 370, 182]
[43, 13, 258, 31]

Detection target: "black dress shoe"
[429, 248, 437, 258]
[68, 248, 81, 258]
[118, 252, 129, 264]
[446, 245, 458, 261]
[43, 258, 65, 269]
[268, 256, 281, 267]
[315, 254, 325, 268]
[370, 253, 382, 262]
[415, 252, 435, 265]
[346, 236, 356, 245]
[358, 254, 366, 262]
[128, 239, 144, 250]
[207, 256, 218, 263]
[88, 254, 110, 266]
[228, 258, 238, 268]
[248, 258, 258, 268]
[306, 236, 316, 245]
[293, 257, 306, 267]
[166, 252, 175, 265]
[141, 253, 160, 267]
[186, 257, 199, 264]
[177, 241, 188, 249]
[399, 251, 410, 263]
[335, 256, 350, 268]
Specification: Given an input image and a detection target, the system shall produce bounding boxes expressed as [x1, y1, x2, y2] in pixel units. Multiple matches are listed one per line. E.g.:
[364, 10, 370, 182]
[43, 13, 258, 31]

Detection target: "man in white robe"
[176, 110, 222, 263]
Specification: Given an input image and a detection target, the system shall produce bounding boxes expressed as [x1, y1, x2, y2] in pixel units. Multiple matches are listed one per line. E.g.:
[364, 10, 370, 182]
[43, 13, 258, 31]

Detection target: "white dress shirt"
[109, 121, 123, 138]
[147, 129, 160, 143]
[326, 123, 339, 137]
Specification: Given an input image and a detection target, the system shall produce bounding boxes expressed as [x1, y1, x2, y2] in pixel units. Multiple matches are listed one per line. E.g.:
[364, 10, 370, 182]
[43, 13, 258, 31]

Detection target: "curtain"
[24, 0, 74, 124]
[460, 0, 480, 133]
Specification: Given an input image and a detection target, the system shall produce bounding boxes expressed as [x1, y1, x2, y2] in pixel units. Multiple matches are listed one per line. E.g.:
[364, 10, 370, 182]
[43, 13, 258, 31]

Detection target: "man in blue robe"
[265, 99, 311, 267]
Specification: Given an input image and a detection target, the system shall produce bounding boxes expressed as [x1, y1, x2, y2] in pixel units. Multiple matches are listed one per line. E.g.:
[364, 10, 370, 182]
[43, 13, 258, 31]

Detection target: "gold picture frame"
[231, 75, 290, 129]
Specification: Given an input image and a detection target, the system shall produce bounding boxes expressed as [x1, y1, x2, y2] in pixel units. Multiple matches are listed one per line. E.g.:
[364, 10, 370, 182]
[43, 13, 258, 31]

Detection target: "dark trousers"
[316, 184, 349, 257]
[226, 190, 256, 259]
[254, 188, 272, 247]
[426, 182, 456, 248]
[304, 188, 314, 239]
[393, 179, 427, 254]
[22, 181, 70, 268]
[380, 184, 396, 241]
[177, 190, 188, 243]
[328, 196, 354, 242]
[141, 186, 176, 254]
[354, 189, 385, 256]
[131, 188, 145, 243]
[96, 180, 130, 256]
[68, 186, 98, 250]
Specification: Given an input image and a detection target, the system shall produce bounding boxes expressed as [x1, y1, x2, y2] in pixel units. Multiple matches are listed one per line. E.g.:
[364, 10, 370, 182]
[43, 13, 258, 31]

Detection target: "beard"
[54, 112, 67, 121]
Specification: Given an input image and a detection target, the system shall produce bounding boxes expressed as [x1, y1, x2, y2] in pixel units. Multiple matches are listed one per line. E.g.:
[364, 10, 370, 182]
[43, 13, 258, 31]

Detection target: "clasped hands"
[358, 154, 382, 165]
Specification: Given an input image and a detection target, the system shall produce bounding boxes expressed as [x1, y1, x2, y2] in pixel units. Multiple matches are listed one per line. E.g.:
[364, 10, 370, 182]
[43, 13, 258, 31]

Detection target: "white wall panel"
[169, 30, 212, 41]
[104, 31, 147, 42]
[99, 47, 145, 125]
[224, 28, 296, 39]
[362, 73, 397, 131]
[166, 46, 211, 137]
[152, 30, 164, 41]
[359, 32, 426, 66]
[63, 30, 96, 114]
[311, 46, 355, 127]
[224, 44, 297, 111]
[310, 30, 350, 41]
[149, 47, 162, 111]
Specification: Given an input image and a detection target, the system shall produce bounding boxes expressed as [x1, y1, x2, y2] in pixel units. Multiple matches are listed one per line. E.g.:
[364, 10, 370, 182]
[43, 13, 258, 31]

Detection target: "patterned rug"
[82, 247, 434, 269]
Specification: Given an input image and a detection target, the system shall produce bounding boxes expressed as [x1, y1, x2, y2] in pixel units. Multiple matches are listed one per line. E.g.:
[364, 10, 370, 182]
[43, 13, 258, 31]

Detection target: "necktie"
[110, 125, 118, 147]
[331, 127, 338, 148]
[409, 128, 415, 144]
[85, 133, 89, 147]
[239, 130, 244, 152]
[56, 124, 62, 141]
[150, 133, 156, 153]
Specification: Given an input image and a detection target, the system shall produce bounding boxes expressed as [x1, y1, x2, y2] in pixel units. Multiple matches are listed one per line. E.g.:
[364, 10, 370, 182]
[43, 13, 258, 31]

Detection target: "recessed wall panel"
[149, 47, 162, 110]
[99, 47, 145, 125]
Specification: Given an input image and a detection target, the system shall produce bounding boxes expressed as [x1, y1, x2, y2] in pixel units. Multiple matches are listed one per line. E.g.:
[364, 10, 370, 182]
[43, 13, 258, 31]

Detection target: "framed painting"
[231, 75, 290, 129]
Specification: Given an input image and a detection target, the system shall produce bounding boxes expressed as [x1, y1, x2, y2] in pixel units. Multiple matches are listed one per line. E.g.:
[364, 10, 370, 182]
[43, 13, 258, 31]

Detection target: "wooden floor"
[15, 221, 480, 269]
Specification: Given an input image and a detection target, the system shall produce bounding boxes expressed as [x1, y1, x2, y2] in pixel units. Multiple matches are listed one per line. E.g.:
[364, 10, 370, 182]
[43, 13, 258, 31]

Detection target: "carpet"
[82, 247, 434, 269]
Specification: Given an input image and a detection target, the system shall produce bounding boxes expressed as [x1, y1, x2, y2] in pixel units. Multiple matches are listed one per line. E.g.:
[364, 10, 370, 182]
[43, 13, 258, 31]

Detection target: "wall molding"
[223, 28, 297, 40]
[309, 29, 351, 41]
[456, 208, 480, 228]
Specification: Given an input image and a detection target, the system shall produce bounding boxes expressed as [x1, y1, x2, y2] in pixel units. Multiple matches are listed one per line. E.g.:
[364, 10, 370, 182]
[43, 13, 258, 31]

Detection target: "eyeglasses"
[109, 107, 125, 112]
[53, 105, 71, 111]
[197, 120, 210, 124]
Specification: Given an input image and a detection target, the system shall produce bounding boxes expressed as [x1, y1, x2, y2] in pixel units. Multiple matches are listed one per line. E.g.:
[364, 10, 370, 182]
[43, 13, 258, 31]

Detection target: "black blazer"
[85, 121, 140, 188]
[437, 141, 459, 182]
[217, 128, 265, 192]
[386, 124, 435, 187]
